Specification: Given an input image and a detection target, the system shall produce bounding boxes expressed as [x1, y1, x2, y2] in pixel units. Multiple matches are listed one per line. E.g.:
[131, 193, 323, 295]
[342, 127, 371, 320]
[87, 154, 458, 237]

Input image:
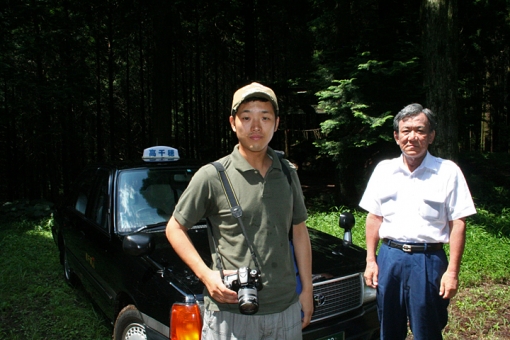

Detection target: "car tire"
[62, 243, 79, 287]
[114, 305, 147, 340]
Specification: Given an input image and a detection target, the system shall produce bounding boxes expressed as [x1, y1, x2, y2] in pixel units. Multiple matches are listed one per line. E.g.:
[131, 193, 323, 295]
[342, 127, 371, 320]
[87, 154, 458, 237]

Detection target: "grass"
[0, 218, 111, 340]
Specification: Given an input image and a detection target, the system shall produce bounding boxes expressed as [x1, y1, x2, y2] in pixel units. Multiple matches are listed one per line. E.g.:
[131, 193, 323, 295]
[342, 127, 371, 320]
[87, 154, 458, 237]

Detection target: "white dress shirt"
[359, 152, 477, 243]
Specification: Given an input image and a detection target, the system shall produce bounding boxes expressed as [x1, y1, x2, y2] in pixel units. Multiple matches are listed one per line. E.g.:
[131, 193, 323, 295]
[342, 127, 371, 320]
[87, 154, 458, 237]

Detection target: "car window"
[116, 168, 194, 232]
[72, 168, 98, 215]
[90, 169, 110, 230]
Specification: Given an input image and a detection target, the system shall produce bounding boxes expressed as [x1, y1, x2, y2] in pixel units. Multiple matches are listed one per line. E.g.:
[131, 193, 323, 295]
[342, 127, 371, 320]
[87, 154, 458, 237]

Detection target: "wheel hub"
[123, 323, 146, 340]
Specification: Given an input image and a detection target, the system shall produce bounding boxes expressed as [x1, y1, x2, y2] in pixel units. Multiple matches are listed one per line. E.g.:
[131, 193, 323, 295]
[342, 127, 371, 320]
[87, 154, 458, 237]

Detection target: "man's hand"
[202, 269, 239, 304]
[440, 218, 466, 299]
[300, 288, 314, 329]
[439, 270, 459, 299]
[364, 260, 379, 289]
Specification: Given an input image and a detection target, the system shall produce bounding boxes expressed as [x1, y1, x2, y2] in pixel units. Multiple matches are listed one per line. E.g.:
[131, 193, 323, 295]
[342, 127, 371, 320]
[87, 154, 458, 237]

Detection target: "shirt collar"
[230, 145, 281, 173]
[396, 151, 438, 174]
[420, 151, 439, 173]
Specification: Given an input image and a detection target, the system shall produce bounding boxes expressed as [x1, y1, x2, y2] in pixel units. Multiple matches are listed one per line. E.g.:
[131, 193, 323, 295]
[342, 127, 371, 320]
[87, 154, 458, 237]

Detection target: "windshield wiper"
[133, 221, 168, 233]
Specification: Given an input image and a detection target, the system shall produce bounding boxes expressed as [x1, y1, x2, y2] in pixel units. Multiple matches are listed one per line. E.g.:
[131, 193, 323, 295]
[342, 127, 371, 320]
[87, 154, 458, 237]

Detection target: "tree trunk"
[244, 0, 255, 81]
[421, 0, 459, 161]
[138, 6, 147, 149]
[107, 0, 116, 159]
[95, 2, 105, 162]
[151, 2, 173, 147]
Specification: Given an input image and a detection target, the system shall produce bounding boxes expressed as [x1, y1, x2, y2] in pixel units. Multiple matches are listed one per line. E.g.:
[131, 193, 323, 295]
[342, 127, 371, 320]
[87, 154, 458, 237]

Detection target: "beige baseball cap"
[231, 82, 279, 115]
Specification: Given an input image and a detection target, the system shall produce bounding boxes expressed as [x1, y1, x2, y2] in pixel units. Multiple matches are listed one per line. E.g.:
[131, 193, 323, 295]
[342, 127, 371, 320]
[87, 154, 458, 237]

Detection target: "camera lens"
[238, 286, 259, 315]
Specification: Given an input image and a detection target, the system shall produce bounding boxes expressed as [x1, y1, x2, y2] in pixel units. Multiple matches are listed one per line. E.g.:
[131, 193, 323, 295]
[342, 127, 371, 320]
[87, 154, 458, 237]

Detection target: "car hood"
[140, 226, 366, 297]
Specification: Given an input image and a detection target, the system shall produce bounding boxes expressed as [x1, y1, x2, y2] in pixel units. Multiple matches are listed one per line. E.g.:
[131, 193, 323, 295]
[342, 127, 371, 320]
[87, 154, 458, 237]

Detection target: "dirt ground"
[404, 283, 510, 339]
[442, 283, 510, 339]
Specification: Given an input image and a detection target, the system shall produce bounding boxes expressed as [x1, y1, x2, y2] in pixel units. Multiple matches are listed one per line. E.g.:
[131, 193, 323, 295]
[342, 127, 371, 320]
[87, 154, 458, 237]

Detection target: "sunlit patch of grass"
[0, 217, 111, 340]
[456, 207, 510, 286]
[306, 206, 367, 244]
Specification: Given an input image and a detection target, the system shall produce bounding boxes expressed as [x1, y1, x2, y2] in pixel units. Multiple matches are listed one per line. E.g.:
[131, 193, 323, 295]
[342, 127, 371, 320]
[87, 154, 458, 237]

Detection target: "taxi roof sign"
[142, 146, 180, 162]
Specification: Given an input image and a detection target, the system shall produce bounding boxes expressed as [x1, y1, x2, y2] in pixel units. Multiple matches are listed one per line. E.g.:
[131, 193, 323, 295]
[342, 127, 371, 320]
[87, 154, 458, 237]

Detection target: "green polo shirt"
[173, 145, 308, 314]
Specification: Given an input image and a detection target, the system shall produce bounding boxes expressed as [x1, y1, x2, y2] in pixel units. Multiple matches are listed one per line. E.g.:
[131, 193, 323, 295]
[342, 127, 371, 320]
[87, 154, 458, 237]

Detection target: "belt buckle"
[402, 244, 412, 252]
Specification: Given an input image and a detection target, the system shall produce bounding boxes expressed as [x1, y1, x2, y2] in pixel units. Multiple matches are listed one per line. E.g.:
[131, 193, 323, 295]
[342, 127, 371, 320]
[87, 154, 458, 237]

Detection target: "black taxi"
[52, 146, 379, 340]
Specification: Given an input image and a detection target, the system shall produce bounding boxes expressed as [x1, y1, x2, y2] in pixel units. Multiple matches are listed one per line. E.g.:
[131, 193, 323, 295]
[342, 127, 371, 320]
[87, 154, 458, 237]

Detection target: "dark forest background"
[1, 0, 509, 206]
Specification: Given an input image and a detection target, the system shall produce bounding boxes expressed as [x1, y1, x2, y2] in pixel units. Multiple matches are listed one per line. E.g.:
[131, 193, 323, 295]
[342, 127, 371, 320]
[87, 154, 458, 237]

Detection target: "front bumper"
[303, 302, 379, 340]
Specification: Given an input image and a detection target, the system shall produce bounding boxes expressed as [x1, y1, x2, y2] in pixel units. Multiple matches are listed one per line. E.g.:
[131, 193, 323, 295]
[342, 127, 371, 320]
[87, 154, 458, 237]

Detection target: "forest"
[1, 0, 509, 205]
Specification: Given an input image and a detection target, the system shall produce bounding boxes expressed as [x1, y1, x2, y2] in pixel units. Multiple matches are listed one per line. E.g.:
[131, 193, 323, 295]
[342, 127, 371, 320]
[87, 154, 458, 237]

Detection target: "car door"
[62, 167, 114, 315]
[63, 167, 99, 286]
[75, 168, 120, 318]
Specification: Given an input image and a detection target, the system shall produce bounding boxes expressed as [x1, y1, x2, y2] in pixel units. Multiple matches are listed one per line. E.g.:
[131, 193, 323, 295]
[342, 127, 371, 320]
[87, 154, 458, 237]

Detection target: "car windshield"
[116, 168, 195, 232]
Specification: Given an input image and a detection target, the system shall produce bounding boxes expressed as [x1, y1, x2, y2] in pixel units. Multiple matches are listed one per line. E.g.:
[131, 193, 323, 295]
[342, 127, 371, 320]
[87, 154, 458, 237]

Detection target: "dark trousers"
[377, 243, 450, 340]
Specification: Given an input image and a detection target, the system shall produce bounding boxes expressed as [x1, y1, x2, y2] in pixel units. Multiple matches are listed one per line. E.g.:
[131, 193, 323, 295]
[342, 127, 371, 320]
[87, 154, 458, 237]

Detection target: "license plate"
[316, 332, 345, 340]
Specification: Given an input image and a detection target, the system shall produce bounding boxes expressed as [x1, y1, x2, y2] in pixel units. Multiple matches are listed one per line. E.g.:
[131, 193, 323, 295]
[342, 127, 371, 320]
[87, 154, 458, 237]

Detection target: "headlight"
[170, 303, 202, 340]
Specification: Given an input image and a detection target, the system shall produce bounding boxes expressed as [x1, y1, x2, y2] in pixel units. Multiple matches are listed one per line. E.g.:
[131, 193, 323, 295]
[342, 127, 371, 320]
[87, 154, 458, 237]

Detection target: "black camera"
[223, 267, 263, 315]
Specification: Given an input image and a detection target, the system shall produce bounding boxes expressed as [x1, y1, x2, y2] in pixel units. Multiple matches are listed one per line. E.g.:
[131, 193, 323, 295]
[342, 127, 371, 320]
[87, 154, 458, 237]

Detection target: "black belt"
[382, 238, 443, 253]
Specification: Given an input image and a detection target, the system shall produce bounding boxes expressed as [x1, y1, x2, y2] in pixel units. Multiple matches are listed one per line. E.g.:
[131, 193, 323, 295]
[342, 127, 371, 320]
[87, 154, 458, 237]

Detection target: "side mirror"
[123, 233, 155, 257]
[339, 212, 355, 244]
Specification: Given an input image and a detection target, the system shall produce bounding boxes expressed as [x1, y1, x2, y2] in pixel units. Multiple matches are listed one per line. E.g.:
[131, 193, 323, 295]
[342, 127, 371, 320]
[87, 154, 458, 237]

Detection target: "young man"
[360, 103, 477, 339]
[166, 82, 313, 339]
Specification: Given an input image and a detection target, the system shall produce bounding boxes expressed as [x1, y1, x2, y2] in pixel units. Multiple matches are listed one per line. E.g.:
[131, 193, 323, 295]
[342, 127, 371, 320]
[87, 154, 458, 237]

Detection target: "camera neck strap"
[209, 161, 262, 276]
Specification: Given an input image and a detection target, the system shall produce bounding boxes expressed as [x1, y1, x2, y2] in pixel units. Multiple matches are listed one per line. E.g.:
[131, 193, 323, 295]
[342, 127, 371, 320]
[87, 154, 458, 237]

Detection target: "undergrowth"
[0, 218, 111, 340]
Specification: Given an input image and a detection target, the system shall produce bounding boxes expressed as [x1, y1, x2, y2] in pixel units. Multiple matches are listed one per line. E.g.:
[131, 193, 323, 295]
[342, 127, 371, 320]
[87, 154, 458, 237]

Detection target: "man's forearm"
[293, 222, 312, 291]
[447, 218, 466, 274]
[293, 221, 314, 328]
[365, 213, 382, 262]
[166, 216, 239, 304]
[166, 216, 210, 280]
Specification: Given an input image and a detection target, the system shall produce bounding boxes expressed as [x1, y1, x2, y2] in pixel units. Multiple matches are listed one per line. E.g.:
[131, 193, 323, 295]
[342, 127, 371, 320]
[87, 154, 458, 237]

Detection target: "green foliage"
[3, 0, 510, 204]
[314, 52, 422, 164]
[460, 220, 510, 285]
[0, 217, 111, 339]
[315, 78, 393, 160]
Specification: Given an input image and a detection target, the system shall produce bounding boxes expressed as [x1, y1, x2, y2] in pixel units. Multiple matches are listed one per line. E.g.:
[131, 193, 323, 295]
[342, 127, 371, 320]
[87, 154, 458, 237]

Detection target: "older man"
[360, 103, 476, 340]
